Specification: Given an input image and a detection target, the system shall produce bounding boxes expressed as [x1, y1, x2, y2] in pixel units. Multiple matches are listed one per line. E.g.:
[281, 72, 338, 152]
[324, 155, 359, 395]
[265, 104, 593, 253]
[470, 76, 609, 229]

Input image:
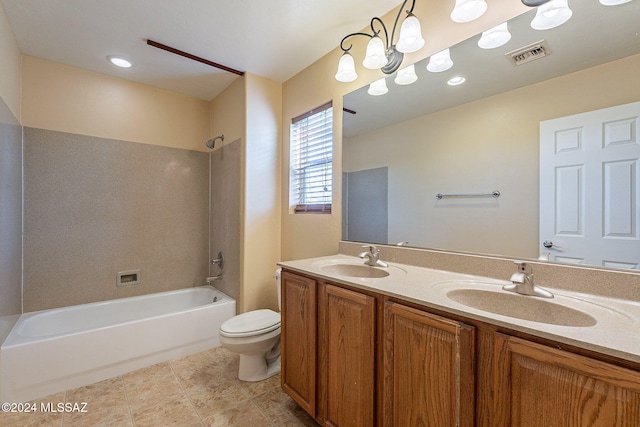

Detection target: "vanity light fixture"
[368, 78, 389, 96]
[530, 0, 573, 30]
[478, 22, 512, 49]
[447, 75, 466, 86]
[394, 64, 418, 85]
[335, 0, 425, 82]
[427, 48, 453, 72]
[107, 55, 133, 68]
[450, 0, 488, 23]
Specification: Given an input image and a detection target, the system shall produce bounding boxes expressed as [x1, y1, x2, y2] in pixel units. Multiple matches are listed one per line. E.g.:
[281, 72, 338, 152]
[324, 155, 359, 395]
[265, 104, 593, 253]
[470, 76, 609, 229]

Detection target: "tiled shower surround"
[22, 128, 212, 312]
[209, 139, 241, 302]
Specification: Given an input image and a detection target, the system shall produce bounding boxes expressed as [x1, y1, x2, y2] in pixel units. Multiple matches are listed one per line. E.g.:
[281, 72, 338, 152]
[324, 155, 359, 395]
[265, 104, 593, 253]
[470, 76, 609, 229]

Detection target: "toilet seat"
[220, 309, 281, 338]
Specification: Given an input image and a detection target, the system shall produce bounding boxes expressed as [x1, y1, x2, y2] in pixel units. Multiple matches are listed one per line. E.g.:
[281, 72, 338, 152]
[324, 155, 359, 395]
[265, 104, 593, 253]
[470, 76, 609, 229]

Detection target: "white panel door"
[540, 101, 640, 269]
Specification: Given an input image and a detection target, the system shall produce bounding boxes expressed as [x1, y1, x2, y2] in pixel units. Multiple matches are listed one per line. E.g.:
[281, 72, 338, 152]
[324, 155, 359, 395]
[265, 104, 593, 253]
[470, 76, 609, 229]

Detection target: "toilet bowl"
[218, 269, 282, 381]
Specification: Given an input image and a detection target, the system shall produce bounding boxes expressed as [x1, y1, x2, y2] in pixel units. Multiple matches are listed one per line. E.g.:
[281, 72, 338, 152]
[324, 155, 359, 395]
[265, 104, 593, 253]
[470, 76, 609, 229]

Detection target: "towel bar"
[436, 190, 500, 200]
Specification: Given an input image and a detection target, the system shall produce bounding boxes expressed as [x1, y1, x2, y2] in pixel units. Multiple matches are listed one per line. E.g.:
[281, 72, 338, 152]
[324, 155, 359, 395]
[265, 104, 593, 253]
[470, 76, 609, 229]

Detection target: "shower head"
[205, 135, 224, 150]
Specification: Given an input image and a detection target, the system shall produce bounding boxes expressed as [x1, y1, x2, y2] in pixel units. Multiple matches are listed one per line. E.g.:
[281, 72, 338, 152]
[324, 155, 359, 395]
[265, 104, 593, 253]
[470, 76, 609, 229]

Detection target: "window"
[290, 101, 333, 213]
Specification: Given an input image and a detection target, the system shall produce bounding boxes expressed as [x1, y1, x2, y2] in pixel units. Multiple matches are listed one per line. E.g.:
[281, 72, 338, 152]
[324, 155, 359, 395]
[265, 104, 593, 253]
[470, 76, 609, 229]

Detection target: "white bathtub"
[0, 286, 235, 402]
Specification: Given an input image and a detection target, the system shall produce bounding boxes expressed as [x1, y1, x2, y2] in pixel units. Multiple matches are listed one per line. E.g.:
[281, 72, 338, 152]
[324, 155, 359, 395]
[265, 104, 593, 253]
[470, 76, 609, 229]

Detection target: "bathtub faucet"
[206, 275, 222, 284]
[207, 251, 224, 284]
[211, 251, 224, 269]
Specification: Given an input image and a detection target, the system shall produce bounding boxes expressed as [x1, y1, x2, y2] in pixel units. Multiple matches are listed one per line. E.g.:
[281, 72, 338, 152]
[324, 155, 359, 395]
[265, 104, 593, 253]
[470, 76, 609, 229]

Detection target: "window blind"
[290, 101, 333, 213]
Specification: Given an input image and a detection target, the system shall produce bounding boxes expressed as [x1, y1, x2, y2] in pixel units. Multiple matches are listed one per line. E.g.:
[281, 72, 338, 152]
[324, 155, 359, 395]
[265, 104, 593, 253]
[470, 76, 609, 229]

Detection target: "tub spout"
[206, 275, 222, 284]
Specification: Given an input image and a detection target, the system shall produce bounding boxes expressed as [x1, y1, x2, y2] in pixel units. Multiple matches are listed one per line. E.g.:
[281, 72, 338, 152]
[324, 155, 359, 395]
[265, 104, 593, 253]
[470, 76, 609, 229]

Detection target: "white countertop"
[278, 254, 640, 364]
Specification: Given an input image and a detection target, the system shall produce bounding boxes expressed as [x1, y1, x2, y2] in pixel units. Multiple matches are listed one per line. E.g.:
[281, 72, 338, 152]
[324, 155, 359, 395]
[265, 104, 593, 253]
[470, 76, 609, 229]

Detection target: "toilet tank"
[275, 268, 282, 311]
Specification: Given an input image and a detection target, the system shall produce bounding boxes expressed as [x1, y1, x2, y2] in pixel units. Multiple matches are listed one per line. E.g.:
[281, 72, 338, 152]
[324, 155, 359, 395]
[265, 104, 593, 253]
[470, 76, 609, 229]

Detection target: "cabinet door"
[496, 335, 640, 427]
[281, 271, 317, 417]
[319, 283, 376, 427]
[383, 301, 475, 427]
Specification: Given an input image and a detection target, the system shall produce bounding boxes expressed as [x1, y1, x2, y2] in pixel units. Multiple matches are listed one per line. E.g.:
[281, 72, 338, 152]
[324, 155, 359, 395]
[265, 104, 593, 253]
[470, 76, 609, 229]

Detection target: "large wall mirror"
[342, 1, 640, 270]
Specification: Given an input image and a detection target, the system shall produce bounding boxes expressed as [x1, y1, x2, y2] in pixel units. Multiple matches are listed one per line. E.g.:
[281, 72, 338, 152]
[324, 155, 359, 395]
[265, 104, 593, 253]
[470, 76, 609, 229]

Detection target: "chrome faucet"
[205, 275, 222, 284]
[358, 245, 388, 268]
[502, 261, 553, 298]
[211, 251, 224, 269]
[205, 251, 225, 284]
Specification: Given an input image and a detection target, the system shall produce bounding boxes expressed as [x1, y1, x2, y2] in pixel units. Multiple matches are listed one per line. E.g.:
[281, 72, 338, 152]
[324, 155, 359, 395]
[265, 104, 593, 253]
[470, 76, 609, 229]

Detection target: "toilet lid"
[220, 309, 281, 337]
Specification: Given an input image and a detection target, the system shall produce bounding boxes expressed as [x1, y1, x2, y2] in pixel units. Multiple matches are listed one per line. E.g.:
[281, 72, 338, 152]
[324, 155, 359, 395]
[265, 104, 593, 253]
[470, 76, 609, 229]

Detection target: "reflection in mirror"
[342, 1, 640, 270]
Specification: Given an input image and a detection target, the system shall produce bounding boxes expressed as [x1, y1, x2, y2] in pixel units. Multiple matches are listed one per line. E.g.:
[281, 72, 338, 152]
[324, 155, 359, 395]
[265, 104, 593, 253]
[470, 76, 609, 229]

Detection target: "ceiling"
[1, 0, 401, 101]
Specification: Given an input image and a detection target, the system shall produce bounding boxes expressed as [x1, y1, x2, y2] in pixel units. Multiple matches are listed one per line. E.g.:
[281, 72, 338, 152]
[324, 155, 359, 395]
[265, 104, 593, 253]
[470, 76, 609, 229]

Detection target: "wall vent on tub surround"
[506, 40, 551, 66]
[117, 269, 141, 287]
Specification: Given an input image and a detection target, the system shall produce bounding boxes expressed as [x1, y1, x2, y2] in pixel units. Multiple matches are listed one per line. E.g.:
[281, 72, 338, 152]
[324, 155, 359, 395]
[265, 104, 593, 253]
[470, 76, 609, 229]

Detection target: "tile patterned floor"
[0, 347, 318, 426]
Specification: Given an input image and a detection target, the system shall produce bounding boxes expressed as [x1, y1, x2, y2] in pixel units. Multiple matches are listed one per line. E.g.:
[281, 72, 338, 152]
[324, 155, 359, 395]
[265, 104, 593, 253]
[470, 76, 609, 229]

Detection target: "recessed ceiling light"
[107, 55, 133, 68]
[447, 75, 466, 86]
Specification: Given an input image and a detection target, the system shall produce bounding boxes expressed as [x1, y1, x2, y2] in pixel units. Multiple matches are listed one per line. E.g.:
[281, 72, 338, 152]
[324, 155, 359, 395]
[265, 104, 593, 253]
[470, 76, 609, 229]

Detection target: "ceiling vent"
[506, 40, 551, 66]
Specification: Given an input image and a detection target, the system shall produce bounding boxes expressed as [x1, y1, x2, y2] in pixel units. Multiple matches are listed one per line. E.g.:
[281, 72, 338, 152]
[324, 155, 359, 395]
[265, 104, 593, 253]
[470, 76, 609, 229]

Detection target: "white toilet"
[218, 269, 282, 381]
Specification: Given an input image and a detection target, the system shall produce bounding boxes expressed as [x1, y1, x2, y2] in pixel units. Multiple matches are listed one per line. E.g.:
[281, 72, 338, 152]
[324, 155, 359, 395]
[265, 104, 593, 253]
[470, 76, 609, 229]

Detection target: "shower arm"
[205, 135, 224, 150]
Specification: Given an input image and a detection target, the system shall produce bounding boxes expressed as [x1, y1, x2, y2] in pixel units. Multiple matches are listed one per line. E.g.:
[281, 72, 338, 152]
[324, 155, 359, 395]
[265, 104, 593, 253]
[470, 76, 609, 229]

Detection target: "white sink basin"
[320, 263, 390, 278]
[431, 280, 628, 328]
[446, 288, 596, 327]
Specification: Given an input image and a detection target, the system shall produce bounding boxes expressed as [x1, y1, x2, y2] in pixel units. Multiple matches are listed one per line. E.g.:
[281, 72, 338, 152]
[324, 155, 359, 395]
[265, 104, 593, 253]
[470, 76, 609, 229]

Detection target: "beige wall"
[280, 0, 528, 261]
[207, 73, 283, 313]
[209, 76, 246, 145]
[241, 74, 282, 312]
[344, 54, 640, 260]
[21, 55, 210, 150]
[0, 3, 21, 120]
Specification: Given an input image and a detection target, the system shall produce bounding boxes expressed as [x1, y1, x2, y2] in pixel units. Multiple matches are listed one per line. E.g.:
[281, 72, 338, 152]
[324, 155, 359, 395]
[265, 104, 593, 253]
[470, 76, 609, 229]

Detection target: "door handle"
[543, 240, 553, 248]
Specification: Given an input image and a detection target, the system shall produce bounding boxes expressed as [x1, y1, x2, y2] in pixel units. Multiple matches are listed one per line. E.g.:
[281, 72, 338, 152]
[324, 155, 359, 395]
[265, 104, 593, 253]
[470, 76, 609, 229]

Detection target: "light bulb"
[394, 64, 418, 85]
[427, 49, 453, 73]
[368, 78, 389, 96]
[531, 0, 573, 30]
[447, 75, 466, 86]
[599, 0, 632, 5]
[363, 36, 387, 69]
[335, 52, 358, 83]
[450, 0, 488, 23]
[478, 22, 511, 49]
[397, 13, 425, 53]
[107, 55, 133, 68]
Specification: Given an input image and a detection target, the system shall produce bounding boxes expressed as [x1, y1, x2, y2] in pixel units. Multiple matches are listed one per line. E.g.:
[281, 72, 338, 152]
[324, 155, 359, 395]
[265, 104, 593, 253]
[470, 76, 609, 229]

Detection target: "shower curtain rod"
[146, 39, 245, 76]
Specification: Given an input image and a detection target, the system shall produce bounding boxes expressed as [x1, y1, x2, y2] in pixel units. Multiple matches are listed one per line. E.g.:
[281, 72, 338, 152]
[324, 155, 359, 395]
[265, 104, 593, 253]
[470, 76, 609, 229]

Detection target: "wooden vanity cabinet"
[486, 333, 640, 427]
[281, 271, 378, 426]
[280, 269, 640, 427]
[318, 283, 377, 426]
[382, 301, 475, 427]
[280, 271, 317, 417]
